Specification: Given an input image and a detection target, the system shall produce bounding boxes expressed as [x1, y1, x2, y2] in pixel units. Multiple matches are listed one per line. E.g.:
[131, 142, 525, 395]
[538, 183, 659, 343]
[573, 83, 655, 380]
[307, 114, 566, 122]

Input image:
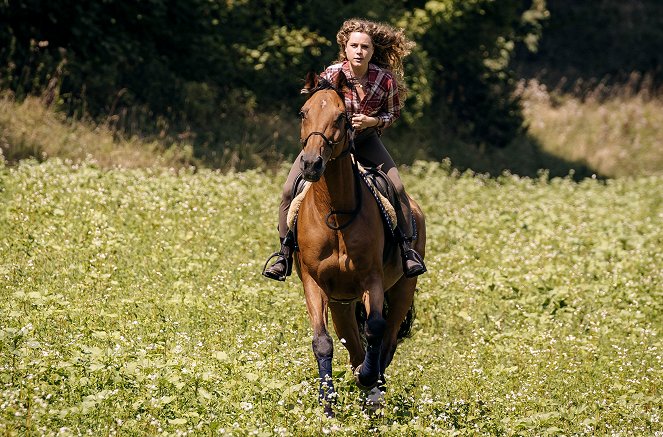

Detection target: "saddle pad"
[357, 163, 397, 230]
[287, 181, 311, 231]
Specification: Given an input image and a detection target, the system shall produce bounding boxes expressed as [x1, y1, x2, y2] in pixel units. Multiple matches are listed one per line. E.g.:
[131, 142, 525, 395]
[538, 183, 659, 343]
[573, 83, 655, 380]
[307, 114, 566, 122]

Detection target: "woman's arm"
[375, 78, 400, 129]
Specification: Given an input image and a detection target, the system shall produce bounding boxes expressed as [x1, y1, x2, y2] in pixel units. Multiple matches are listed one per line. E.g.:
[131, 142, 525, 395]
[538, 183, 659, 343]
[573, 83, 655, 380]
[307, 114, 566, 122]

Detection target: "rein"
[324, 157, 362, 230]
[301, 81, 360, 231]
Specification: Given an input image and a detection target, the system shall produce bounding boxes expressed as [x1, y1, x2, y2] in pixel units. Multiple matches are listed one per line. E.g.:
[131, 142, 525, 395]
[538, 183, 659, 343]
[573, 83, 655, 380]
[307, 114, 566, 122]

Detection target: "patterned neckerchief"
[321, 61, 401, 130]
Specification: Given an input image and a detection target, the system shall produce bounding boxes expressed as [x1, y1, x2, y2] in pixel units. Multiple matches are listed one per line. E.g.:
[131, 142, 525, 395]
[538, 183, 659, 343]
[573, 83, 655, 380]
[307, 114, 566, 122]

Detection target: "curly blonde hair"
[335, 18, 415, 97]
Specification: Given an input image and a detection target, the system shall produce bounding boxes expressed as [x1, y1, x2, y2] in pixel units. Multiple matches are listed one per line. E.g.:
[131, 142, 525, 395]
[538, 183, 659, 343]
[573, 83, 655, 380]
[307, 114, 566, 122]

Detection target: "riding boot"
[396, 229, 427, 278]
[262, 231, 295, 281]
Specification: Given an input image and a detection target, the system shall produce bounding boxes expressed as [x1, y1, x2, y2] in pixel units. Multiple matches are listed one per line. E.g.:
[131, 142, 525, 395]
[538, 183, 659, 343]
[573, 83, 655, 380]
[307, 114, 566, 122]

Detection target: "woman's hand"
[351, 114, 379, 130]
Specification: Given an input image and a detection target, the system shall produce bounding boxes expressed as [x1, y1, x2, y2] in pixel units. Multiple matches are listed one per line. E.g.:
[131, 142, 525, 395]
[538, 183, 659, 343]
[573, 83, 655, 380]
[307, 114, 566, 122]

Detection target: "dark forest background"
[1, 0, 661, 173]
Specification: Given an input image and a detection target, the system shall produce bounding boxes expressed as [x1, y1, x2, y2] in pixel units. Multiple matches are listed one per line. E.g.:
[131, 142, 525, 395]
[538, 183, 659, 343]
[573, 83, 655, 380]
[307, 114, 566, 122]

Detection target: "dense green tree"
[400, 0, 548, 146]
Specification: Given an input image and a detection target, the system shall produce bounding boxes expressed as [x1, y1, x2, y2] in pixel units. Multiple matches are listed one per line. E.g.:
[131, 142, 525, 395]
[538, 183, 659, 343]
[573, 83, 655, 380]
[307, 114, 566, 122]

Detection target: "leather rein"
[300, 90, 360, 231]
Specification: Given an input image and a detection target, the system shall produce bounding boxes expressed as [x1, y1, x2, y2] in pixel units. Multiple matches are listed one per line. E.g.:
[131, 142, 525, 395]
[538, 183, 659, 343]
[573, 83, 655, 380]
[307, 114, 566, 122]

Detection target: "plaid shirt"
[321, 61, 400, 130]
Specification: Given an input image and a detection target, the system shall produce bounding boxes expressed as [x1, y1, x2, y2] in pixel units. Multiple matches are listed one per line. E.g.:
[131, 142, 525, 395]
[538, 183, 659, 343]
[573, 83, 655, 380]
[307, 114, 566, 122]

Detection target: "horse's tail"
[354, 297, 416, 344]
[396, 302, 416, 340]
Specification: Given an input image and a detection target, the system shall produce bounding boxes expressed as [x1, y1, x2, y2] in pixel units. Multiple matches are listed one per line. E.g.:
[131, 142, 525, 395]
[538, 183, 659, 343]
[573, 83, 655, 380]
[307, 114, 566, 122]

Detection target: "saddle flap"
[360, 164, 398, 206]
[357, 163, 398, 236]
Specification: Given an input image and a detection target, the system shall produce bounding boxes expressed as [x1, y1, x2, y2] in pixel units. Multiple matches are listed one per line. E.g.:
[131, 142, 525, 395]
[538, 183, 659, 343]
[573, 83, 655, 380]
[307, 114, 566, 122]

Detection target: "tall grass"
[0, 92, 194, 169]
[518, 76, 663, 178]
[1, 79, 662, 178]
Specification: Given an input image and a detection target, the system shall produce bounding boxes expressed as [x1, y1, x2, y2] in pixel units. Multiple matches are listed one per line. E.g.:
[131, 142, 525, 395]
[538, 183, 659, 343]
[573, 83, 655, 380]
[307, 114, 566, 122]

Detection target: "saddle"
[287, 161, 399, 245]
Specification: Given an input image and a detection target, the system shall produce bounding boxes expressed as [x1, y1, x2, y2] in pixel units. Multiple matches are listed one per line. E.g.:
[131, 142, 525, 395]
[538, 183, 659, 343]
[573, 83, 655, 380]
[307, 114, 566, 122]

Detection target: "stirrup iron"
[401, 246, 427, 278]
[262, 232, 295, 281]
[262, 252, 292, 281]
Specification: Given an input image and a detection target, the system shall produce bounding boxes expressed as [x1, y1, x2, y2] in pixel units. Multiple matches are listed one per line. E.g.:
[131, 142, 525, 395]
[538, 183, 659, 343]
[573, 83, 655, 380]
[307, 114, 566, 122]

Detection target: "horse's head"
[298, 72, 352, 182]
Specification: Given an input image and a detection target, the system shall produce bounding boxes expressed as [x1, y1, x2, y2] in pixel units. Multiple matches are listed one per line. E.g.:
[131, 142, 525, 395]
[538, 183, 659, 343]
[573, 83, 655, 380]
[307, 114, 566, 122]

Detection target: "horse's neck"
[311, 156, 357, 211]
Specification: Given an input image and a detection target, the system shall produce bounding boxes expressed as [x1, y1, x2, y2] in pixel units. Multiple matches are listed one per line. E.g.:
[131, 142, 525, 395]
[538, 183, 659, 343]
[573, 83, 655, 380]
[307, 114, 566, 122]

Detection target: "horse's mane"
[313, 77, 335, 91]
[306, 76, 344, 99]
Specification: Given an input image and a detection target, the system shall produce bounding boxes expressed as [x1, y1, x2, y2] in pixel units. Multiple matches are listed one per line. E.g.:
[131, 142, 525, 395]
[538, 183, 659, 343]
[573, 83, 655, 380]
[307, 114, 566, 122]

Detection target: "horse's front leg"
[302, 276, 336, 417]
[355, 275, 386, 389]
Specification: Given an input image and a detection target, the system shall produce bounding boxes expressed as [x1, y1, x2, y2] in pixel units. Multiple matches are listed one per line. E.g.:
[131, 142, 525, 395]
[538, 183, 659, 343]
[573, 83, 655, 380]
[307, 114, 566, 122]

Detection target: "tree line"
[1, 0, 661, 164]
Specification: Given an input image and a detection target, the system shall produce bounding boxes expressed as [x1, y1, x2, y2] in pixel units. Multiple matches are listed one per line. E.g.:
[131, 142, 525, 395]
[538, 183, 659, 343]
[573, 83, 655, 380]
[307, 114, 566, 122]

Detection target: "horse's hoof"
[323, 403, 335, 418]
[353, 364, 379, 390]
[364, 386, 385, 413]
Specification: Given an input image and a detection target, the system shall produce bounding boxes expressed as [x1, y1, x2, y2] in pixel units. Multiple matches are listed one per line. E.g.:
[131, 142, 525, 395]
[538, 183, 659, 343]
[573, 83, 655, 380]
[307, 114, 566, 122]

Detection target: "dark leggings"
[277, 128, 412, 239]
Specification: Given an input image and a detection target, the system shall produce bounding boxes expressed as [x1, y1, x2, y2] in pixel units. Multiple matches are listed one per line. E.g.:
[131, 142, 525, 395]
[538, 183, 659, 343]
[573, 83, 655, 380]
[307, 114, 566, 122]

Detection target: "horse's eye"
[335, 114, 345, 126]
[299, 111, 306, 119]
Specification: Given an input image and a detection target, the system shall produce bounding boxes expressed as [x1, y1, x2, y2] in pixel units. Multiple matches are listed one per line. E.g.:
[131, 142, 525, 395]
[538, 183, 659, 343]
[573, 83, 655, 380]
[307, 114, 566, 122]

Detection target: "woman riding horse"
[263, 18, 426, 280]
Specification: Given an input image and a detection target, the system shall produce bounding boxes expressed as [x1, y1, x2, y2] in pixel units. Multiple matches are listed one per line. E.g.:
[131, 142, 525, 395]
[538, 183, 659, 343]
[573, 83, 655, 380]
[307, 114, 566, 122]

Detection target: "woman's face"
[344, 31, 374, 71]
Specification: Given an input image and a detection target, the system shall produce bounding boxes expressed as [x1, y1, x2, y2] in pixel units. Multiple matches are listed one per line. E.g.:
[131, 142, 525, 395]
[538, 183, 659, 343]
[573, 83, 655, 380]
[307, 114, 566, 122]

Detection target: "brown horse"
[293, 72, 426, 416]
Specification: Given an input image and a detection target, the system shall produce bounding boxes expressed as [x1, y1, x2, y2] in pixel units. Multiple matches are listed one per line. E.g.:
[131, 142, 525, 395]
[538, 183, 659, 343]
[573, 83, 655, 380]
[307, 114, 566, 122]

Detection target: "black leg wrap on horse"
[366, 316, 387, 339]
[317, 356, 335, 402]
[357, 316, 386, 388]
[312, 335, 336, 411]
[357, 344, 382, 388]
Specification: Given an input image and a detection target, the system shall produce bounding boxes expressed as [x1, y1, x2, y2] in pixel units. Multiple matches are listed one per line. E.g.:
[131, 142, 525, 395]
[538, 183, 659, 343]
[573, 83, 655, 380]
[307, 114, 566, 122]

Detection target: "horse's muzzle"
[300, 154, 325, 182]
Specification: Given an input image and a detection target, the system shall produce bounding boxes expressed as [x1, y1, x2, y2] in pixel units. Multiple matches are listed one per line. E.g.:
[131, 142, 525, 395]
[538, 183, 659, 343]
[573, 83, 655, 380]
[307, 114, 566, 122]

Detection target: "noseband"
[300, 116, 354, 160]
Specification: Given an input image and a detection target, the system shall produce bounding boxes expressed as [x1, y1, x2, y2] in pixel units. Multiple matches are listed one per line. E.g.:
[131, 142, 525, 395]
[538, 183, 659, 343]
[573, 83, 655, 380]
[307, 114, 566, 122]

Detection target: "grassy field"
[1, 159, 661, 435]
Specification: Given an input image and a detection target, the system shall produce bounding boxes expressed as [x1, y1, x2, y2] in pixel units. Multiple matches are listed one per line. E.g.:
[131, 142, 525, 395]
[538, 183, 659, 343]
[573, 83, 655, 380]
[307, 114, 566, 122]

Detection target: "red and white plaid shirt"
[321, 61, 400, 130]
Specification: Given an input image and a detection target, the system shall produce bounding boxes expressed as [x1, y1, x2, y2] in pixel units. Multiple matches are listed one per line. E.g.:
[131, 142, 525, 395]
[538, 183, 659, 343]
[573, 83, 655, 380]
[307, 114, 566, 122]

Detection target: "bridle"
[299, 112, 354, 160]
[299, 86, 360, 230]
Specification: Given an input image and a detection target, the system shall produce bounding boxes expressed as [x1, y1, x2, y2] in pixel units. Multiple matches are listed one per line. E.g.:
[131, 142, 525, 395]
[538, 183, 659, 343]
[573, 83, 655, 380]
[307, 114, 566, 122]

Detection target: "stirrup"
[262, 252, 293, 281]
[401, 247, 427, 278]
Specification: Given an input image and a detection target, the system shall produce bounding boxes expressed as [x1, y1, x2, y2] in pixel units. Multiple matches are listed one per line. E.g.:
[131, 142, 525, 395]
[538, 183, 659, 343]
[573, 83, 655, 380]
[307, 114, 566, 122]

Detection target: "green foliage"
[0, 160, 661, 434]
[0, 0, 547, 157]
[5, 0, 662, 167]
[400, 0, 548, 146]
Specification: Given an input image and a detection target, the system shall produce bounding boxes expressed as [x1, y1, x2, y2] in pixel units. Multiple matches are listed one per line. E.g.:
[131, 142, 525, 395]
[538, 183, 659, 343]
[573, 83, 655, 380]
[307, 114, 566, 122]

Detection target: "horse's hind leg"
[329, 301, 364, 369]
[302, 277, 336, 417]
[381, 276, 417, 373]
[355, 276, 386, 389]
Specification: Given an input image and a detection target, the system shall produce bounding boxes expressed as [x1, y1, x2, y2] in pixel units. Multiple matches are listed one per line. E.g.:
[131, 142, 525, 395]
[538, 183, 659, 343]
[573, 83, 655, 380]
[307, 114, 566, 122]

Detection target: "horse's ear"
[301, 71, 319, 95]
[335, 72, 351, 95]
